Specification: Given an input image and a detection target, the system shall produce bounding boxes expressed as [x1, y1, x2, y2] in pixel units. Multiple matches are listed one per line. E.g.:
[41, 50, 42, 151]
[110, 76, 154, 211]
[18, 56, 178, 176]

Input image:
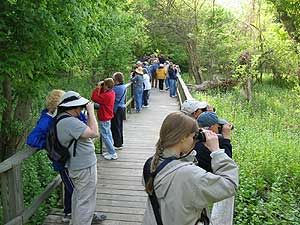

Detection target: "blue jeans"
[134, 87, 143, 112]
[169, 79, 177, 96]
[165, 76, 170, 89]
[99, 121, 116, 155]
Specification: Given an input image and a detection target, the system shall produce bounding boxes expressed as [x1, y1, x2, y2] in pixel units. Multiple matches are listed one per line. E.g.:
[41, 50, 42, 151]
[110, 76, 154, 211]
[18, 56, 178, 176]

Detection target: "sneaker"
[102, 152, 109, 157]
[104, 153, 118, 160]
[143, 105, 149, 108]
[62, 213, 71, 223]
[114, 146, 123, 150]
[92, 212, 107, 222]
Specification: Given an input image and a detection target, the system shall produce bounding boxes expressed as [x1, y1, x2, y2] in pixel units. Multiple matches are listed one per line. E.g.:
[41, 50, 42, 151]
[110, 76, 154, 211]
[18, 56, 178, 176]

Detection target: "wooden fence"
[0, 82, 133, 225]
[176, 74, 235, 225]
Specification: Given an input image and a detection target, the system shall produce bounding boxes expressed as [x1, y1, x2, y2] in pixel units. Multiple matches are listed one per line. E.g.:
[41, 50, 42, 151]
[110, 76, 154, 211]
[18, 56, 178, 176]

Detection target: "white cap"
[181, 99, 208, 115]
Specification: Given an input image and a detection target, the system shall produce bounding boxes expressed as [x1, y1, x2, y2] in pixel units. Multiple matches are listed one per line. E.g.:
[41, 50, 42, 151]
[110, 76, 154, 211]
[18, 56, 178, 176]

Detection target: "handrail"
[0, 146, 37, 174]
[176, 75, 193, 107]
[0, 81, 134, 225]
[176, 75, 235, 225]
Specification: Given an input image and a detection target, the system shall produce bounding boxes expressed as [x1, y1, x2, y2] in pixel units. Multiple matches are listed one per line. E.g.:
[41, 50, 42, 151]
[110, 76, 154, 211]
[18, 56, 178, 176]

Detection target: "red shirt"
[91, 87, 115, 121]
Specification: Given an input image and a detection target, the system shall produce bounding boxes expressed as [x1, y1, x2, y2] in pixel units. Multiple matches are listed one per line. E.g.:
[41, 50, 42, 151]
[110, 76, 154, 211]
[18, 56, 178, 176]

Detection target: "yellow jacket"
[156, 68, 167, 80]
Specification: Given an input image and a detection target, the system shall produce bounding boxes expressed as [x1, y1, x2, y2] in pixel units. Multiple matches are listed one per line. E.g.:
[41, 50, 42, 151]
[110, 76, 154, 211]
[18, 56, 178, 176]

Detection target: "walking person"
[91, 78, 118, 160]
[111, 72, 126, 150]
[56, 91, 106, 225]
[142, 112, 238, 225]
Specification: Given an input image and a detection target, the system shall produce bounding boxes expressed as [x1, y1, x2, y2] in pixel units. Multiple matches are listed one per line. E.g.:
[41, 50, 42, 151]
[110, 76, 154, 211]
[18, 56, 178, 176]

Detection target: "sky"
[215, 0, 245, 14]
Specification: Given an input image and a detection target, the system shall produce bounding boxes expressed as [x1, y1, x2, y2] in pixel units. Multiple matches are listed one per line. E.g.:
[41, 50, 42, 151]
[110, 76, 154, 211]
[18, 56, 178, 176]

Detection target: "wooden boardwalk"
[43, 88, 179, 225]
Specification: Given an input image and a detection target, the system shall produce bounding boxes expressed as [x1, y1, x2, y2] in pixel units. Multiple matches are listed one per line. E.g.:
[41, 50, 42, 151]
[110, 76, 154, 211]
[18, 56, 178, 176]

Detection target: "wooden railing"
[0, 82, 133, 225]
[176, 75, 235, 225]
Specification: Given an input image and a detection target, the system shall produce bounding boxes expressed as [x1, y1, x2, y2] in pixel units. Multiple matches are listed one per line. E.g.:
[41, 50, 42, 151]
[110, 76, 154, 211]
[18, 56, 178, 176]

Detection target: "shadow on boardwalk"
[43, 88, 179, 225]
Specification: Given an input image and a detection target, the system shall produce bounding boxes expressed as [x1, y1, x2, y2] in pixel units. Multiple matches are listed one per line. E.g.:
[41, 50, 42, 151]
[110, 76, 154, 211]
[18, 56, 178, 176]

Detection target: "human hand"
[203, 130, 219, 152]
[221, 123, 232, 139]
[85, 102, 94, 112]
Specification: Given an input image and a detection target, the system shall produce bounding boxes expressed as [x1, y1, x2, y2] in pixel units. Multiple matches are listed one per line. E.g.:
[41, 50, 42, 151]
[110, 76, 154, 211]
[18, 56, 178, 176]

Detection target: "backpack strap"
[54, 114, 77, 157]
[143, 156, 176, 225]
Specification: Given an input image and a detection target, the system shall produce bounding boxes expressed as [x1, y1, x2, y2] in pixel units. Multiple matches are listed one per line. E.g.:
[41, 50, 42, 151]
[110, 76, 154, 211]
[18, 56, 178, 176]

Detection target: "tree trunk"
[186, 39, 204, 84]
[0, 76, 13, 161]
[0, 75, 33, 162]
[244, 78, 253, 102]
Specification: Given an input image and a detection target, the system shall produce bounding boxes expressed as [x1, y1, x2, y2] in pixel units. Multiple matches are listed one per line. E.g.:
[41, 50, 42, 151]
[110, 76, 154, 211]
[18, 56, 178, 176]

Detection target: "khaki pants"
[69, 164, 97, 225]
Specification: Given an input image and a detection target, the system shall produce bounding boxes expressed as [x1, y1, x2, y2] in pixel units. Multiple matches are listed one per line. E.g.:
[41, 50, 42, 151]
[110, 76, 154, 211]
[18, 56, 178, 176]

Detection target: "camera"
[218, 124, 234, 134]
[194, 130, 224, 143]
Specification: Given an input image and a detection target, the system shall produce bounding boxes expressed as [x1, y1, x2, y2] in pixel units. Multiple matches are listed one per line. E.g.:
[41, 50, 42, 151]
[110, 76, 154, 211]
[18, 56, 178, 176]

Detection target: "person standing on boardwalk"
[91, 78, 118, 160]
[156, 64, 167, 91]
[111, 72, 126, 150]
[142, 112, 238, 225]
[130, 67, 144, 113]
[26, 89, 75, 223]
[56, 91, 106, 225]
[142, 68, 151, 108]
[195, 112, 233, 172]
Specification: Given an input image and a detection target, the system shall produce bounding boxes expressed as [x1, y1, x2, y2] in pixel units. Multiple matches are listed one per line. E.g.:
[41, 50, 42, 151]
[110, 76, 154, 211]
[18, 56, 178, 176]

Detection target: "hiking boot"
[104, 153, 118, 160]
[62, 213, 71, 223]
[92, 212, 107, 223]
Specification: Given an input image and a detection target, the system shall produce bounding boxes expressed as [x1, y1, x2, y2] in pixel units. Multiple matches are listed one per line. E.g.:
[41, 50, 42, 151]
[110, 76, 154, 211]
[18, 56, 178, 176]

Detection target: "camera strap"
[143, 156, 176, 225]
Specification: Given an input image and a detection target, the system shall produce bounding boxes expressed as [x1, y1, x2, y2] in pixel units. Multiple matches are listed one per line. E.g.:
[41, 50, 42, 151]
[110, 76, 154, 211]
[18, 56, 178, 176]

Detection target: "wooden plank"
[211, 196, 235, 225]
[95, 206, 145, 215]
[1, 166, 24, 224]
[96, 199, 146, 208]
[23, 175, 62, 222]
[97, 193, 147, 202]
[97, 188, 147, 197]
[0, 146, 37, 174]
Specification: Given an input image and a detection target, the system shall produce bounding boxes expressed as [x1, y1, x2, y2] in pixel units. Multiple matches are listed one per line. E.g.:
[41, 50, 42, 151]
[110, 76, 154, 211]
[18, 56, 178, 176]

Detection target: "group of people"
[26, 60, 239, 225]
[130, 57, 181, 113]
[26, 72, 128, 224]
[142, 98, 238, 225]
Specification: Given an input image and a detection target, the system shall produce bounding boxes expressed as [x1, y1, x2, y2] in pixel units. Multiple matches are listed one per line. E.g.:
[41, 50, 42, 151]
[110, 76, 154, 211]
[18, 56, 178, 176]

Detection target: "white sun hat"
[58, 91, 89, 107]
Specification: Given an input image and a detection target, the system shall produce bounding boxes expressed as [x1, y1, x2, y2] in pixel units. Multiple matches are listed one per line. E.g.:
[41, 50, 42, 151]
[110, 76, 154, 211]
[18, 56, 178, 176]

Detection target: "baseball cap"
[181, 99, 208, 115]
[197, 112, 226, 127]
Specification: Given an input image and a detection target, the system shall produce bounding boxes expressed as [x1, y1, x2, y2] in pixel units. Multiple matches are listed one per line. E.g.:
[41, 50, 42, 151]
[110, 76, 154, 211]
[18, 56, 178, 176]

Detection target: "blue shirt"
[112, 84, 126, 112]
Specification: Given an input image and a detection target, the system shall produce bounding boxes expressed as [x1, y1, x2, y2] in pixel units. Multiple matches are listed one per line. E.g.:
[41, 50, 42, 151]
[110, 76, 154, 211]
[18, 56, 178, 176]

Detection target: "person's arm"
[81, 102, 99, 138]
[189, 153, 238, 209]
[220, 123, 233, 157]
[91, 87, 109, 105]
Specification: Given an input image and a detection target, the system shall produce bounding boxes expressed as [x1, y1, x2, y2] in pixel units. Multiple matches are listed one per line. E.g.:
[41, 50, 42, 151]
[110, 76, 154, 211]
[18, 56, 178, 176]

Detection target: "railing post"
[1, 166, 24, 224]
[130, 83, 134, 112]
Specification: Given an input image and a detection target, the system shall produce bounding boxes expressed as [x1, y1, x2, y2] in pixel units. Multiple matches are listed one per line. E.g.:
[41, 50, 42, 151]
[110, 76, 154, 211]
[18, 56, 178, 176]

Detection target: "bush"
[191, 78, 300, 224]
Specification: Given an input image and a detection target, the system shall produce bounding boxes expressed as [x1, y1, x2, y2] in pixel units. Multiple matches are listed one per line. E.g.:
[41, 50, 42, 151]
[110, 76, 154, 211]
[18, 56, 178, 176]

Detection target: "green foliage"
[22, 151, 59, 225]
[191, 76, 300, 224]
[197, 6, 244, 79]
[267, 0, 300, 42]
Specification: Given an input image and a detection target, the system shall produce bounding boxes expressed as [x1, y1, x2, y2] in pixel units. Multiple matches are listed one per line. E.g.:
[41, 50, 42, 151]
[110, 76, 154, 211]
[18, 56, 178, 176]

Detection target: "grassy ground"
[190, 77, 300, 224]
